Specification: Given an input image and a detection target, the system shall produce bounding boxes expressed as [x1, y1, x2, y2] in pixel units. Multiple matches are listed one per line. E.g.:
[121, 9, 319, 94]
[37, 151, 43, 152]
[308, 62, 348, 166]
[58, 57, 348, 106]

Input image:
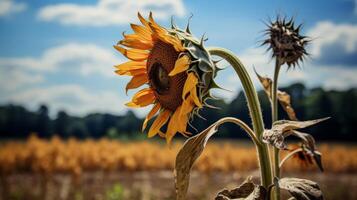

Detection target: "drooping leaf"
[276, 177, 324, 200]
[255, 70, 297, 120]
[291, 130, 324, 171]
[174, 118, 233, 200]
[255, 70, 273, 98]
[262, 118, 329, 149]
[215, 177, 266, 200]
[277, 90, 297, 120]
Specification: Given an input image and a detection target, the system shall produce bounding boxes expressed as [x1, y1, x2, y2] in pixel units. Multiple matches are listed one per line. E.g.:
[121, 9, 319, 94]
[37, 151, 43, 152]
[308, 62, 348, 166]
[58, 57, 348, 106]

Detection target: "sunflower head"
[262, 16, 309, 67]
[114, 12, 218, 143]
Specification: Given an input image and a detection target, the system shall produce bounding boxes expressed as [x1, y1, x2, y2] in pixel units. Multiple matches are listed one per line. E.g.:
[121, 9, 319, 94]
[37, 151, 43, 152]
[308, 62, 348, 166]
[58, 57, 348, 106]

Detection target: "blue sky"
[0, 0, 356, 117]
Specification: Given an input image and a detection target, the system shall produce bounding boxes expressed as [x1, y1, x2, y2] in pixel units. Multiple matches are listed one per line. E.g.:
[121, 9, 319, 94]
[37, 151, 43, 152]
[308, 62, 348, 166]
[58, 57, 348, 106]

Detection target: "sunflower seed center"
[150, 62, 170, 94]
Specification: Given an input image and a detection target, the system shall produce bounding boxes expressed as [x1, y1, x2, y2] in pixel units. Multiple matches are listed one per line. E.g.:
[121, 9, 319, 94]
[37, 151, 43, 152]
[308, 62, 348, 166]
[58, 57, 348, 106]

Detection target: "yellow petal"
[125, 102, 138, 107]
[126, 88, 155, 107]
[190, 86, 203, 108]
[114, 45, 149, 61]
[165, 107, 181, 144]
[137, 12, 151, 29]
[158, 131, 166, 138]
[180, 97, 195, 118]
[165, 102, 193, 144]
[150, 25, 184, 52]
[116, 67, 146, 76]
[148, 12, 184, 52]
[182, 72, 198, 100]
[148, 12, 166, 34]
[125, 97, 154, 108]
[115, 60, 146, 71]
[130, 24, 152, 41]
[125, 74, 148, 92]
[169, 55, 190, 76]
[170, 38, 185, 52]
[123, 33, 144, 41]
[142, 103, 161, 131]
[148, 110, 171, 138]
[119, 38, 153, 50]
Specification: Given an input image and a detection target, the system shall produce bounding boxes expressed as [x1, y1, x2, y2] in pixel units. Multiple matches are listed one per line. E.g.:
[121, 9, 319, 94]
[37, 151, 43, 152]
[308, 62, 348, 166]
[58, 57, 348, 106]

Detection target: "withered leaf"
[255, 70, 297, 120]
[277, 90, 297, 120]
[255, 69, 273, 99]
[262, 117, 329, 149]
[174, 118, 231, 200]
[291, 130, 324, 171]
[215, 178, 266, 200]
[276, 177, 324, 200]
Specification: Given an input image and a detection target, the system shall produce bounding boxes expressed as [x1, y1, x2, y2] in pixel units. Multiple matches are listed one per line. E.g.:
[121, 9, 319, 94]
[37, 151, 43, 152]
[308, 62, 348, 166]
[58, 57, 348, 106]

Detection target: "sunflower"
[114, 12, 218, 143]
[262, 16, 309, 67]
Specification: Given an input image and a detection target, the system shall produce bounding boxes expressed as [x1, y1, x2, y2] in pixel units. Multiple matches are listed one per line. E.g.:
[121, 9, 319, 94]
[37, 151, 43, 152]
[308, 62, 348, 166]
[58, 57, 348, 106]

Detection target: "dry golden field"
[0, 135, 356, 200]
[1, 135, 356, 174]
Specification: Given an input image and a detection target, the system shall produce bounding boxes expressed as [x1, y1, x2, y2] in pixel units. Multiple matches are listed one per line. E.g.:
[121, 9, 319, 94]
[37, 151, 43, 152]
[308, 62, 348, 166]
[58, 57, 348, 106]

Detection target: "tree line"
[0, 83, 356, 141]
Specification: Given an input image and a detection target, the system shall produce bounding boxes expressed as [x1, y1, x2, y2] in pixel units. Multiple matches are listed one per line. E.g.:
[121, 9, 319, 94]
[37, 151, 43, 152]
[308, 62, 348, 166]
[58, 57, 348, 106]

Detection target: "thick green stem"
[271, 59, 282, 200]
[208, 47, 273, 188]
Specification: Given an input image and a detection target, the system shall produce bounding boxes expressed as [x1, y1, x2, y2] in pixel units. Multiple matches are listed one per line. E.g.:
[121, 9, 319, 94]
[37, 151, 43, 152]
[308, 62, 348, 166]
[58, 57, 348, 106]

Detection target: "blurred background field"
[1, 0, 357, 199]
[0, 83, 357, 199]
[0, 136, 356, 200]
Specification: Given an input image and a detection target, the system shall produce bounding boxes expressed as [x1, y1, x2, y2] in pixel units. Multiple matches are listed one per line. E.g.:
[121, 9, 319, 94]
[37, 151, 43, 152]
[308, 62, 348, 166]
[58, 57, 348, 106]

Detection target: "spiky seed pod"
[263, 16, 309, 67]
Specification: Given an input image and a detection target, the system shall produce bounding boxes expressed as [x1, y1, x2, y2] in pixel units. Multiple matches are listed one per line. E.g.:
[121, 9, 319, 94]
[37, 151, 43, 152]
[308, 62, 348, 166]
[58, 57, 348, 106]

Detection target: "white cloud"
[0, 0, 26, 17]
[0, 42, 153, 117]
[37, 0, 185, 26]
[307, 21, 357, 65]
[0, 43, 121, 77]
[213, 47, 311, 101]
[1, 84, 127, 116]
[0, 68, 44, 91]
[213, 46, 357, 101]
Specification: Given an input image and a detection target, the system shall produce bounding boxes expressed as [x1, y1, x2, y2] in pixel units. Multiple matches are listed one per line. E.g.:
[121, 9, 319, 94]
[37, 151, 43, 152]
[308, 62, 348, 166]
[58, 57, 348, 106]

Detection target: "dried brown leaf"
[174, 118, 230, 200]
[276, 177, 324, 200]
[277, 90, 298, 120]
[215, 178, 266, 200]
[255, 70, 297, 120]
[291, 130, 324, 171]
[262, 118, 329, 149]
[255, 69, 273, 99]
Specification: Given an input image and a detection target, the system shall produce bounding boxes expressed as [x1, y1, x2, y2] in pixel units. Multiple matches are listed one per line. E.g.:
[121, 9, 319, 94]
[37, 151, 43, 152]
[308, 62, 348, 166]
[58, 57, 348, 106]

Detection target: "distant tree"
[85, 114, 105, 138]
[36, 105, 51, 138]
[0, 84, 356, 141]
[55, 110, 70, 138]
[339, 89, 357, 140]
[67, 119, 88, 138]
[115, 110, 141, 136]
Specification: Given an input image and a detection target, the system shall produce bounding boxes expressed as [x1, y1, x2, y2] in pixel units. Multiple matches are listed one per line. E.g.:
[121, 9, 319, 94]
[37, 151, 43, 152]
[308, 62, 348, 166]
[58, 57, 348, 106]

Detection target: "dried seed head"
[263, 16, 309, 67]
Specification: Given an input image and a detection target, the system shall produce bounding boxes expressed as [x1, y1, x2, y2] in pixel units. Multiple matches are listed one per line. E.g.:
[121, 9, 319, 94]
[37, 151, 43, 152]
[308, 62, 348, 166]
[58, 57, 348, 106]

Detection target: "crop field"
[0, 135, 356, 200]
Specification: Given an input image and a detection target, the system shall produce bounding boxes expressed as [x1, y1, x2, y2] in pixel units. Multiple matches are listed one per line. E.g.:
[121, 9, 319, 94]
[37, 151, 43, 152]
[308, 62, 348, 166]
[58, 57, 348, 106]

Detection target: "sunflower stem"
[208, 47, 273, 188]
[279, 148, 304, 168]
[271, 58, 282, 200]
